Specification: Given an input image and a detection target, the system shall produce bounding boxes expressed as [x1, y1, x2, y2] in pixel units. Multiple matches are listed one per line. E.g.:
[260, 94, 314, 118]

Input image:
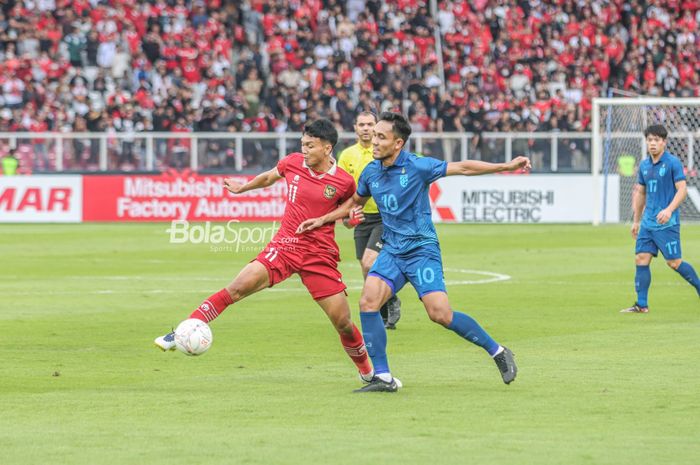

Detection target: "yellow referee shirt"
[337, 142, 379, 214]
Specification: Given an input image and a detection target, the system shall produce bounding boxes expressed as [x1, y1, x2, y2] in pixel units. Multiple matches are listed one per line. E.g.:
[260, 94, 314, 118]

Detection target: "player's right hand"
[631, 222, 640, 238]
[224, 178, 245, 194]
[348, 206, 365, 227]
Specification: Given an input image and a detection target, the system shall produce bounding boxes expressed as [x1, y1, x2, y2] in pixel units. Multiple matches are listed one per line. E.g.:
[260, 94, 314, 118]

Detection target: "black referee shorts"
[353, 213, 384, 260]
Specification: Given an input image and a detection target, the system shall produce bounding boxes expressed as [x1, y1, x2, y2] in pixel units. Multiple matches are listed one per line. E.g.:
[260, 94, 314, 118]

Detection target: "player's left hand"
[656, 208, 672, 224]
[224, 178, 245, 194]
[508, 156, 531, 172]
[296, 218, 324, 234]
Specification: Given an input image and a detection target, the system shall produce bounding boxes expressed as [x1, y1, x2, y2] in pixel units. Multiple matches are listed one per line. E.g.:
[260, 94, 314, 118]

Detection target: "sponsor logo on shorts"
[324, 184, 337, 199]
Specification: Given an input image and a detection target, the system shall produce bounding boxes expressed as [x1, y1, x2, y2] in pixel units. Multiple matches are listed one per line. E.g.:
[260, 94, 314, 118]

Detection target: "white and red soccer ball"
[174, 319, 213, 356]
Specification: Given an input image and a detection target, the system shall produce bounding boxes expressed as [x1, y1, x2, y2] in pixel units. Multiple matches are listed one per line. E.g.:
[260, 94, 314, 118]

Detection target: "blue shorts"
[636, 224, 682, 259]
[367, 243, 447, 299]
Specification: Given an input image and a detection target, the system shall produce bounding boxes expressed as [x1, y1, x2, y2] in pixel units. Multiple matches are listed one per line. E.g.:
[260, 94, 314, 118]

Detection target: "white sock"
[376, 372, 393, 383]
[491, 346, 504, 358]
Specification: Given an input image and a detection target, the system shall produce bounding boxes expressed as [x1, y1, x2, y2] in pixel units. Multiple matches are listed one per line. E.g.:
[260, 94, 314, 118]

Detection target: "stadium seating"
[0, 0, 698, 171]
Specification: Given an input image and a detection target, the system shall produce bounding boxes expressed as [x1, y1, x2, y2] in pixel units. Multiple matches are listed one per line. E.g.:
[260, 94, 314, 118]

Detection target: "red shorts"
[255, 241, 346, 300]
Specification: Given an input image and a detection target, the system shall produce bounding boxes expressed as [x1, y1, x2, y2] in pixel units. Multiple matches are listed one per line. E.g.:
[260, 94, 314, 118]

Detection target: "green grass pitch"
[1, 223, 698, 465]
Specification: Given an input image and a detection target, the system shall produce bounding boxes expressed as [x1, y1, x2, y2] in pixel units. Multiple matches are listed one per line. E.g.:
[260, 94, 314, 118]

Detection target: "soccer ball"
[174, 319, 213, 356]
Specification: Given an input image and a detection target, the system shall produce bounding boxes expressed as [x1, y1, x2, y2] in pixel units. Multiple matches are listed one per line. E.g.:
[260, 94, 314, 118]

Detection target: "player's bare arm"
[297, 193, 369, 233]
[657, 179, 687, 225]
[445, 156, 531, 176]
[631, 183, 646, 238]
[224, 167, 282, 194]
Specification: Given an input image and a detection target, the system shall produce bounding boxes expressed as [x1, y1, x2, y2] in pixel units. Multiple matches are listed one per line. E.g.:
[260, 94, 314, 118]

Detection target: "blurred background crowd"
[0, 0, 698, 171]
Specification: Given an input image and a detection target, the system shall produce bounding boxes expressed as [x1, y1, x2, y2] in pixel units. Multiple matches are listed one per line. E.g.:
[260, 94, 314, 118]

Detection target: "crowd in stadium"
[0, 0, 699, 171]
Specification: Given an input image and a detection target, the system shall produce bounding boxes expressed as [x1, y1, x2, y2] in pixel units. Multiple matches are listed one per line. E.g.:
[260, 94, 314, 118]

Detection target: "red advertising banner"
[82, 172, 287, 221]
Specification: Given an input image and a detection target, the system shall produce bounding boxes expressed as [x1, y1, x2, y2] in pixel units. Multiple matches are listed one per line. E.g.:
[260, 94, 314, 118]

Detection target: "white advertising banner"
[430, 174, 619, 223]
[0, 176, 83, 223]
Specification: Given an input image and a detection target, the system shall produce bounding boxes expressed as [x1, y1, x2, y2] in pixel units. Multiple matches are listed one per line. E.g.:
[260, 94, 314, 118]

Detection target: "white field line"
[4, 268, 513, 296]
[59, 267, 511, 285]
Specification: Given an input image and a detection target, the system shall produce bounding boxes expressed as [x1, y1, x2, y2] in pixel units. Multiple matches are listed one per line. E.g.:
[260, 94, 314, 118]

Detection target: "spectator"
[0, 0, 698, 175]
[1, 149, 19, 175]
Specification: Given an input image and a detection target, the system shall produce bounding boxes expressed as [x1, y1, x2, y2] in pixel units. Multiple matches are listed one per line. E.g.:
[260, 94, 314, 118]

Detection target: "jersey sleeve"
[672, 158, 687, 183]
[415, 156, 448, 183]
[637, 164, 646, 186]
[356, 166, 371, 197]
[276, 154, 290, 176]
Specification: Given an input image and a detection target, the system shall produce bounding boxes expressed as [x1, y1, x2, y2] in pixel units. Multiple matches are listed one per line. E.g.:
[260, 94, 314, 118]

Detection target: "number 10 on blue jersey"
[381, 194, 398, 212]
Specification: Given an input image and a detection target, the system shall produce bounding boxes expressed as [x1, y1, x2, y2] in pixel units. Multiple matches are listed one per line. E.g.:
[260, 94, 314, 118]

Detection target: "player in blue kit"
[621, 124, 700, 313]
[298, 112, 530, 392]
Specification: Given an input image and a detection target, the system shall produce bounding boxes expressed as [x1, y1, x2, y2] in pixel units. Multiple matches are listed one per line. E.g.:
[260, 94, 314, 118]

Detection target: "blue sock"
[447, 311, 500, 356]
[360, 311, 389, 375]
[635, 265, 651, 307]
[675, 262, 700, 296]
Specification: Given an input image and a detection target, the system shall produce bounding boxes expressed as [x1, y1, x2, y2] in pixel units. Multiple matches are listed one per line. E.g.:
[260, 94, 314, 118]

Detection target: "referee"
[338, 112, 401, 329]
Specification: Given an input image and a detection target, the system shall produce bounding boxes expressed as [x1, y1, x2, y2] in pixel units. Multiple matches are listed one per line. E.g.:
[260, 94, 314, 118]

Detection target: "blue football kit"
[631, 150, 700, 309]
[355, 150, 506, 381]
[636, 151, 686, 259]
[356, 150, 448, 298]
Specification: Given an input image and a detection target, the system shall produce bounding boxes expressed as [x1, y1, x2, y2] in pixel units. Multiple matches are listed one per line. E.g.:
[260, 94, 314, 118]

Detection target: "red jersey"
[275, 152, 355, 257]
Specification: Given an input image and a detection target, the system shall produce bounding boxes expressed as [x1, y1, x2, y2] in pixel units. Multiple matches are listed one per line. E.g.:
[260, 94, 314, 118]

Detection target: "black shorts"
[353, 213, 384, 259]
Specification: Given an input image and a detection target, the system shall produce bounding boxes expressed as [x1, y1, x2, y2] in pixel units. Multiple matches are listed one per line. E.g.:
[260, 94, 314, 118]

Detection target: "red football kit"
[182, 153, 372, 378]
[255, 152, 355, 300]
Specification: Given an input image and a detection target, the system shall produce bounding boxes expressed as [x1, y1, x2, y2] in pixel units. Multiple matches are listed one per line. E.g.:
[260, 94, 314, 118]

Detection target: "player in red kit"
[154, 119, 375, 385]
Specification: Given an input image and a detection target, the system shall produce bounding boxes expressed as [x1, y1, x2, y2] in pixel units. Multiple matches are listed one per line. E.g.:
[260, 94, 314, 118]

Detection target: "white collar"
[303, 157, 337, 179]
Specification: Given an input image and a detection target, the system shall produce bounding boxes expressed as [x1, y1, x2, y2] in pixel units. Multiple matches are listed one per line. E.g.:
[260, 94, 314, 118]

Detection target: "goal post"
[592, 97, 700, 225]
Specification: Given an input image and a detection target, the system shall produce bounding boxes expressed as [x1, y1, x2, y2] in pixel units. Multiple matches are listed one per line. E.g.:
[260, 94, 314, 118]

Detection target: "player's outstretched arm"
[445, 156, 531, 176]
[224, 167, 282, 194]
[297, 194, 369, 233]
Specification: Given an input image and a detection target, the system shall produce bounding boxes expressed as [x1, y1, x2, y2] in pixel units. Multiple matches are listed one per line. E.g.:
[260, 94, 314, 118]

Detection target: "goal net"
[592, 98, 700, 224]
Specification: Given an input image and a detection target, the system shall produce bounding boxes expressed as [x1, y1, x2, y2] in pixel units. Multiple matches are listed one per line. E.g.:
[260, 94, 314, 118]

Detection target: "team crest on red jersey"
[323, 184, 337, 199]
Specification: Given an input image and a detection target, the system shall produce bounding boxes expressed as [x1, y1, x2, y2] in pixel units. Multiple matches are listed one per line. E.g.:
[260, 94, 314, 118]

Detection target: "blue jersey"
[637, 151, 686, 230]
[357, 150, 447, 254]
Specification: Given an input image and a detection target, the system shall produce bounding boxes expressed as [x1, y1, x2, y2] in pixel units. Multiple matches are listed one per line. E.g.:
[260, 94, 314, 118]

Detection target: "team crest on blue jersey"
[659, 165, 666, 177]
[399, 174, 408, 187]
[323, 184, 337, 199]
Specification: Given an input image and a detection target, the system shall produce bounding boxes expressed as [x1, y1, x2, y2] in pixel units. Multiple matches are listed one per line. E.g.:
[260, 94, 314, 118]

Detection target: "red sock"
[189, 289, 234, 323]
[340, 323, 373, 376]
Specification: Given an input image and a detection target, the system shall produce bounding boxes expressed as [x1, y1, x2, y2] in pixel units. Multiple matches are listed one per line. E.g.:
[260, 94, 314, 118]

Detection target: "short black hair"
[303, 118, 338, 147]
[644, 124, 668, 139]
[378, 111, 412, 145]
[354, 111, 376, 124]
